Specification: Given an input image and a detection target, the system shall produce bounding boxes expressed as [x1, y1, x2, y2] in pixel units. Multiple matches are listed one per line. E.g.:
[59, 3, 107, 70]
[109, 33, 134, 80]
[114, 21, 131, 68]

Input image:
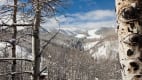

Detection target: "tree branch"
[0, 23, 33, 27]
[39, 67, 47, 75]
[0, 71, 33, 76]
[39, 30, 59, 56]
[0, 58, 33, 62]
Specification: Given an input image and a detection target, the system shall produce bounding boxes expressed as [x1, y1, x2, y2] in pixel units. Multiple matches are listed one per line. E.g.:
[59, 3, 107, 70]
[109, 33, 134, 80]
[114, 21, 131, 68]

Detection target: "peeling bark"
[115, 0, 142, 80]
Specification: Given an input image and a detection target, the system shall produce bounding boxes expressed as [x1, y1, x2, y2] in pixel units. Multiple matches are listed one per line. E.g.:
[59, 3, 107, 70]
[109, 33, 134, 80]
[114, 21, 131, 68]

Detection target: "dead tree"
[0, 0, 33, 80]
[0, 0, 67, 80]
[32, 0, 41, 80]
[115, 0, 142, 79]
[32, 0, 67, 80]
[11, 0, 17, 80]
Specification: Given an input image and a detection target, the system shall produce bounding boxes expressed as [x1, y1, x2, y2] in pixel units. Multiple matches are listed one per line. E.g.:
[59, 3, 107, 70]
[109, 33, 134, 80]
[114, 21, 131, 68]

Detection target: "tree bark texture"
[115, 0, 142, 80]
[32, 0, 41, 80]
[12, 0, 17, 80]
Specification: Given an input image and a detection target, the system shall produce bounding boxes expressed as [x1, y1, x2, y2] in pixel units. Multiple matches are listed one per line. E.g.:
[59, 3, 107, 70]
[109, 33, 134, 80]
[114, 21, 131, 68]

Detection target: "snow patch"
[75, 34, 86, 38]
[93, 45, 107, 57]
[87, 29, 101, 39]
[91, 41, 118, 59]
[84, 41, 99, 50]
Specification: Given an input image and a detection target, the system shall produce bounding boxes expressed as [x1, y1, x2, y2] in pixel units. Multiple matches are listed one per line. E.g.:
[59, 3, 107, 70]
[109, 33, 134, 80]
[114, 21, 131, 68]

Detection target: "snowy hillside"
[74, 29, 102, 39]
[56, 27, 118, 60]
[85, 28, 117, 60]
[0, 26, 120, 80]
[0, 26, 118, 61]
[87, 29, 102, 39]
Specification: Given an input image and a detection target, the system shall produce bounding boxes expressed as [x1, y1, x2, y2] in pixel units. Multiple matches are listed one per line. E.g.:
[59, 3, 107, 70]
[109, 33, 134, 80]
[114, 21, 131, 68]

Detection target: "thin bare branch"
[0, 71, 33, 76]
[39, 29, 60, 55]
[39, 67, 47, 75]
[0, 58, 33, 62]
[0, 23, 33, 27]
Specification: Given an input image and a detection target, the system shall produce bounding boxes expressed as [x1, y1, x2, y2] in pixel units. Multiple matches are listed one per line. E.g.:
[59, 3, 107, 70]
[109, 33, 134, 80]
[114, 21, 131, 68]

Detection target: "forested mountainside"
[0, 26, 121, 80]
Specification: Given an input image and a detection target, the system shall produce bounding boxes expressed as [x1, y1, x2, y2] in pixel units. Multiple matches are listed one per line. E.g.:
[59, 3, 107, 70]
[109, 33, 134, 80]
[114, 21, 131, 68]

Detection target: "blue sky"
[19, 0, 115, 14]
[0, 0, 116, 30]
[66, 0, 115, 14]
[44, 0, 116, 30]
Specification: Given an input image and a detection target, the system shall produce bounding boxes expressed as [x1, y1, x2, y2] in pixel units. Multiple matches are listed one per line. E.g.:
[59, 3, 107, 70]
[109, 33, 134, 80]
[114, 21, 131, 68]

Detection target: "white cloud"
[75, 10, 115, 21]
[43, 9, 116, 30]
[90, 10, 115, 20]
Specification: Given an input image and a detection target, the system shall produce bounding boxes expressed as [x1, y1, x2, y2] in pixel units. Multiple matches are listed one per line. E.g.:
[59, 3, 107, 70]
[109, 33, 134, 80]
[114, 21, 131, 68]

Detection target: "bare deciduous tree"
[32, 0, 41, 80]
[11, 0, 17, 80]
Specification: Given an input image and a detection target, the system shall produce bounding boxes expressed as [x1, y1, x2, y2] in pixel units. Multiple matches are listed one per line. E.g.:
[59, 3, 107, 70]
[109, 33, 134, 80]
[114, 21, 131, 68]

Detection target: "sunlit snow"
[75, 34, 86, 38]
[87, 29, 101, 39]
[84, 41, 99, 50]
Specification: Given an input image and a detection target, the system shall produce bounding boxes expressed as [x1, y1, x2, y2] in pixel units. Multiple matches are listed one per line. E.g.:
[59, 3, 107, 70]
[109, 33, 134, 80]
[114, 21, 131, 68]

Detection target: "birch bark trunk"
[115, 0, 142, 80]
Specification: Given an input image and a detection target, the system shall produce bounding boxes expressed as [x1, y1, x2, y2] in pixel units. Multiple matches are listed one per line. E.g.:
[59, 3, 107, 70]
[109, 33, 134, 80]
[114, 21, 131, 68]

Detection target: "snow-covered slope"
[84, 41, 99, 50]
[87, 29, 101, 39]
[0, 26, 118, 61]
[75, 34, 86, 38]
[91, 40, 118, 60]
[74, 29, 101, 39]
[56, 27, 118, 60]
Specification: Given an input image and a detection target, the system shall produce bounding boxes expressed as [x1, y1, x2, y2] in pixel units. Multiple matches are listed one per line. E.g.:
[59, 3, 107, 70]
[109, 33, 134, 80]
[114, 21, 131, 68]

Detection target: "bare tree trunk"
[32, 0, 41, 80]
[12, 0, 17, 80]
[115, 0, 142, 80]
